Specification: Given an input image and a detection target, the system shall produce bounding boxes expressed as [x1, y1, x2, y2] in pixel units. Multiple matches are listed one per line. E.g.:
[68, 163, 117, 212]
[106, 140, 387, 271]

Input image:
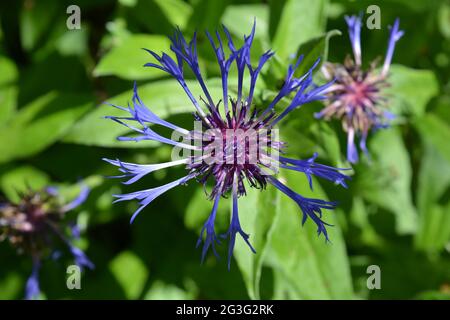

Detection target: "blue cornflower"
[316, 15, 404, 163]
[105, 23, 350, 268]
[0, 186, 93, 299]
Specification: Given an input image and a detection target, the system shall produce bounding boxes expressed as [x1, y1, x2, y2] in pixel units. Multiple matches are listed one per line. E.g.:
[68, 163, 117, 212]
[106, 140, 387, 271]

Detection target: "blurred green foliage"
[0, 0, 449, 300]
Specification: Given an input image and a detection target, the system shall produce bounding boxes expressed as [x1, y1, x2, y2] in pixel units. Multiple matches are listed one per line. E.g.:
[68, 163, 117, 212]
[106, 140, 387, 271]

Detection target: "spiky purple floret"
[205, 30, 236, 113]
[106, 22, 350, 267]
[345, 14, 362, 65]
[280, 152, 351, 189]
[221, 183, 256, 270]
[143, 47, 206, 118]
[113, 174, 196, 224]
[247, 50, 275, 105]
[196, 195, 222, 263]
[62, 185, 90, 212]
[103, 158, 188, 185]
[268, 176, 335, 241]
[270, 65, 336, 126]
[69, 246, 95, 270]
[69, 221, 81, 239]
[382, 18, 404, 76]
[25, 259, 40, 300]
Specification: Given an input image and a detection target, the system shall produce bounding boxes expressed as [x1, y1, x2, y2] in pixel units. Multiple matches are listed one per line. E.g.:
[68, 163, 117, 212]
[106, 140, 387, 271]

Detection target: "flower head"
[105, 23, 350, 268]
[316, 15, 404, 163]
[0, 185, 93, 299]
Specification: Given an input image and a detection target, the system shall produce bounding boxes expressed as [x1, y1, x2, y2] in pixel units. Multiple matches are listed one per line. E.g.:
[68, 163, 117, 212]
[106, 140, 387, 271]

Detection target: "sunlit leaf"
[358, 128, 418, 234]
[20, 0, 59, 51]
[415, 131, 450, 251]
[144, 280, 195, 300]
[109, 251, 149, 299]
[0, 92, 92, 164]
[295, 29, 341, 76]
[153, 0, 193, 29]
[388, 65, 439, 118]
[0, 56, 18, 126]
[414, 113, 450, 163]
[94, 34, 171, 80]
[187, 0, 231, 31]
[0, 165, 49, 203]
[222, 4, 269, 40]
[271, 0, 328, 61]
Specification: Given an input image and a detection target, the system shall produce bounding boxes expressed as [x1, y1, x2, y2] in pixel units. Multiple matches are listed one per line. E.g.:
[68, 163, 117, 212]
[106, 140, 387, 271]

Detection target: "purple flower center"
[188, 99, 282, 199]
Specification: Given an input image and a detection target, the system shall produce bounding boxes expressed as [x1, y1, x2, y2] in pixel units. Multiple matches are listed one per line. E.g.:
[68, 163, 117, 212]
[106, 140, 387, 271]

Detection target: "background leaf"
[271, 0, 328, 61]
[414, 140, 450, 251]
[0, 92, 92, 164]
[94, 35, 171, 80]
[0, 165, 49, 202]
[109, 251, 149, 299]
[388, 65, 439, 118]
[357, 128, 418, 234]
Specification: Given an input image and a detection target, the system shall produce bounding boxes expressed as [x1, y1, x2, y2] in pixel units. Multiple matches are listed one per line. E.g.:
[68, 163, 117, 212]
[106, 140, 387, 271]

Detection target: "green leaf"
[185, 188, 211, 230]
[432, 96, 450, 126]
[414, 122, 450, 251]
[310, 120, 345, 167]
[349, 197, 385, 248]
[233, 185, 280, 299]
[94, 34, 171, 80]
[20, 0, 59, 51]
[413, 110, 450, 245]
[0, 86, 18, 127]
[359, 128, 418, 234]
[271, 0, 328, 61]
[63, 78, 224, 148]
[0, 92, 92, 164]
[0, 272, 23, 299]
[132, 0, 192, 34]
[295, 29, 341, 76]
[187, 0, 231, 31]
[264, 24, 338, 90]
[414, 113, 450, 163]
[389, 0, 437, 12]
[438, 1, 450, 39]
[109, 251, 149, 299]
[119, 0, 137, 7]
[143, 280, 195, 300]
[0, 165, 49, 203]
[0, 56, 18, 126]
[153, 0, 193, 29]
[56, 29, 88, 57]
[388, 65, 439, 117]
[222, 4, 269, 41]
[266, 171, 354, 299]
[0, 55, 18, 87]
